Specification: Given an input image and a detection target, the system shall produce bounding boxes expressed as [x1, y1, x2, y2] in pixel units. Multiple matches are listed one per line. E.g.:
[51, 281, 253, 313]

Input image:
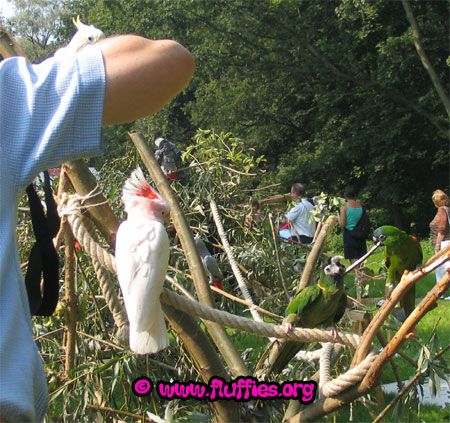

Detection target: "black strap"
[24, 171, 61, 316]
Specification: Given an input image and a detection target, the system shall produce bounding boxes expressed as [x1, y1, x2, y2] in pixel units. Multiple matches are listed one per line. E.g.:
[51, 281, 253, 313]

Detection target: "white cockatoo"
[54, 16, 105, 58]
[115, 168, 170, 354]
[194, 236, 224, 290]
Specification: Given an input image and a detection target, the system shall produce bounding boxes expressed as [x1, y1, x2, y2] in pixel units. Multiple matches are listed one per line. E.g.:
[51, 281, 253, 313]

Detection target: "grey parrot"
[154, 137, 181, 180]
[194, 236, 224, 290]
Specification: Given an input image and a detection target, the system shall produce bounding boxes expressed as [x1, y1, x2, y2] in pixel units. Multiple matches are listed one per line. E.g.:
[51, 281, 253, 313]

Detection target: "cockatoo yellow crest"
[54, 15, 105, 58]
[115, 168, 170, 354]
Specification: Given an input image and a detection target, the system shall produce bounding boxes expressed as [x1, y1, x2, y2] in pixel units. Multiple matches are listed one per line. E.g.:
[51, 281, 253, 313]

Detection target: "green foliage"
[8, 0, 448, 233]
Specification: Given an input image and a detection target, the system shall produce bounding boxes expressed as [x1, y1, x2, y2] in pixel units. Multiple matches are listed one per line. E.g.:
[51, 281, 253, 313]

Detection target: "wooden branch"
[298, 215, 336, 291]
[268, 213, 290, 301]
[129, 131, 249, 380]
[64, 222, 77, 376]
[63, 160, 119, 248]
[360, 270, 450, 389]
[0, 27, 28, 59]
[401, 0, 450, 118]
[372, 344, 450, 423]
[352, 246, 450, 366]
[344, 241, 382, 276]
[162, 303, 240, 423]
[86, 404, 154, 421]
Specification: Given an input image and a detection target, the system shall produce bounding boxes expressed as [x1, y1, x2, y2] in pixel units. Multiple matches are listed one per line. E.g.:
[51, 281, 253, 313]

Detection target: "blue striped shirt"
[0, 45, 105, 422]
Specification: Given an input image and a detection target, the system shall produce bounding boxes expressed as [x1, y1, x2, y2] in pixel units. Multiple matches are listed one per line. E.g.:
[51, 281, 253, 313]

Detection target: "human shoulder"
[301, 198, 315, 210]
[438, 206, 450, 220]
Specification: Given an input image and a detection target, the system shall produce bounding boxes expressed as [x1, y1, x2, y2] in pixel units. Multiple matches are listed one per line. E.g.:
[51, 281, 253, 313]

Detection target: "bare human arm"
[338, 205, 347, 228]
[97, 35, 195, 126]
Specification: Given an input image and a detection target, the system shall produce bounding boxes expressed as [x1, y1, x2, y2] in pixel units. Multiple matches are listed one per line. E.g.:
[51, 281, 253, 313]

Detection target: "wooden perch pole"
[298, 215, 337, 291]
[163, 304, 240, 423]
[0, 27, 28, 59]
[402, 0, 450, 118]
[63, 160, 119, 248]
[268, 213, 290, 301]
[129, 131, 249, 377]
[352, 245, 450, 367]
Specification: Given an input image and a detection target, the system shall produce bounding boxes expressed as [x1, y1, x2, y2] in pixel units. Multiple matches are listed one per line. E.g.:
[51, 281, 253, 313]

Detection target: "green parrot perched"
[285, 256, 347, 336]
[255, 256, 347, 378]
[373, 225, 423, 318]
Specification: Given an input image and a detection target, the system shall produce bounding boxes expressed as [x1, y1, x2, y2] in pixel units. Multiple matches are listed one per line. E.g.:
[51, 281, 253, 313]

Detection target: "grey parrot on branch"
[194, 236, 224, 290]
[154, 137, 182, 180]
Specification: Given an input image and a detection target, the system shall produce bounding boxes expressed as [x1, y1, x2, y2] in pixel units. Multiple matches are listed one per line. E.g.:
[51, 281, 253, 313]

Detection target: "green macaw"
[285, 256, 347, 335]
[372, 225, 423, 318]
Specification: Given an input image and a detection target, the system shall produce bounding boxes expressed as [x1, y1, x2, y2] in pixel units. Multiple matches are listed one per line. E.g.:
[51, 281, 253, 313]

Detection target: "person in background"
[0, 33, 194, 422]
[280, 183, 316, 245]
[339, 185, 367, 264]
[430, 189, 450, 289]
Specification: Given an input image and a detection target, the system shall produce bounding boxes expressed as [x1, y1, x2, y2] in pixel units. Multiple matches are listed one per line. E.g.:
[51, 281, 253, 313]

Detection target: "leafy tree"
[4, 0, 71, 61]
[7, 0, 448, 232]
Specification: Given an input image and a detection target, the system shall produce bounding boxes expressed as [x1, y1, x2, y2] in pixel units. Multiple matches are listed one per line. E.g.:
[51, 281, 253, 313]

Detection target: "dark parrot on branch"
[154, 137, 182, 180]
[372, 225, 423, 318]
[194, 236, 224, 290]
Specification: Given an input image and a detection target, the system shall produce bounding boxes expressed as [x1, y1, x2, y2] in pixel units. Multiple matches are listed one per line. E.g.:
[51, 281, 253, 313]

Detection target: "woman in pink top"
[430, 189, 450, 285]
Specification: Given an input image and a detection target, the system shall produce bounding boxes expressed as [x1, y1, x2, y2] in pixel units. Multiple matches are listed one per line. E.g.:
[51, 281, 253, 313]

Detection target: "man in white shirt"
[282, 183, 316, 244]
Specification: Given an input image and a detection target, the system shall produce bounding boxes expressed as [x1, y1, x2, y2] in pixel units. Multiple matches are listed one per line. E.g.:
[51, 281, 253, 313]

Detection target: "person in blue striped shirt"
[0, 34, 194, 422]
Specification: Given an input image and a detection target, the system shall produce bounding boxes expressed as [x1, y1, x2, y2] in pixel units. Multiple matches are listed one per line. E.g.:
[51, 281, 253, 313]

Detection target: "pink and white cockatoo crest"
[194, 236, 224, 290]
[115, 168, 170, 354]
[54, 16, 105, 58]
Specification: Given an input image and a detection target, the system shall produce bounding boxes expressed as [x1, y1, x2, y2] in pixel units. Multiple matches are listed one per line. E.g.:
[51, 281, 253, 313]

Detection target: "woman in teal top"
[339, 186, 367, 263]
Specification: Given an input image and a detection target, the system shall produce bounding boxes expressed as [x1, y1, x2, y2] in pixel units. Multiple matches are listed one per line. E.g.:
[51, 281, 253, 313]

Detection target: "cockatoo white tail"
[54, 15, 105, 58]
[115, 168, 170, 354]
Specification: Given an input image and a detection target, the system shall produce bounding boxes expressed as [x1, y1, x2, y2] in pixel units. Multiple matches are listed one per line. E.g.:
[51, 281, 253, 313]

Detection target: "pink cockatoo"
[115, 168, 170, 354]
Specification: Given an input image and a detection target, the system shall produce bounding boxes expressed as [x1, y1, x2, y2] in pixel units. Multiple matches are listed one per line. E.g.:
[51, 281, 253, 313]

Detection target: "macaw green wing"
[285, 284, 321, 316]
[374, 225, 423, 318]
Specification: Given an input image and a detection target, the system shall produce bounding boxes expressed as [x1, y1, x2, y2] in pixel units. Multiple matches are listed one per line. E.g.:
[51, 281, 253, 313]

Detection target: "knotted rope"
[210, 199, 263, 323]
[60, 195, 378, 398]
[59, 195, 127, 344]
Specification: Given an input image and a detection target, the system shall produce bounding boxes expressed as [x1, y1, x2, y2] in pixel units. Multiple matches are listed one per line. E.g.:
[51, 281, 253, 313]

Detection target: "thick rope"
[321, 349, 378, 397]
[160, 288, 378, 396]
[91, 257, 129, 345]
[319, 343, 334, 396]
[60, 196, 117, 274]
[210, 199, 263, 323]
[60, 196, 126, 343]
[60, 196, 378, 398]
[160, 288, 361, 348]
